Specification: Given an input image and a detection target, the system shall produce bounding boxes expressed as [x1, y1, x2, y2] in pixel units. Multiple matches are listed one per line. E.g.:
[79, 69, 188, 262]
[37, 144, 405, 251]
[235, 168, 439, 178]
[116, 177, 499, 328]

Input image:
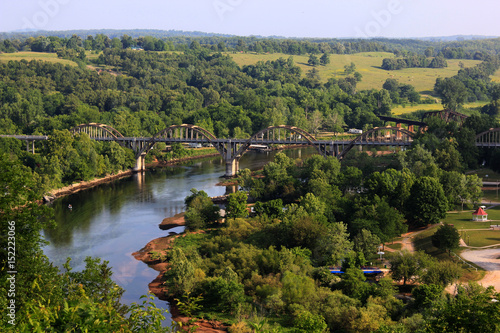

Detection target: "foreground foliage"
[0, 155, 171, 331]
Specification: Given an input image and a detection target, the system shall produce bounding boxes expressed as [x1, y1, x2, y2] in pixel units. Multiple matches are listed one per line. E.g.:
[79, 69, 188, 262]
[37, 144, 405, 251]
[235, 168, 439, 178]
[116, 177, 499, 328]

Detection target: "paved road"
[461, 248, 500, 292]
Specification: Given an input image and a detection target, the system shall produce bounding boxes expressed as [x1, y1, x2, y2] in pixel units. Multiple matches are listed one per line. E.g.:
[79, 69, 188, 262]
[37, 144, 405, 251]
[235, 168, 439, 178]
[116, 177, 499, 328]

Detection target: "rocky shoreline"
[132, 215, 228, 332]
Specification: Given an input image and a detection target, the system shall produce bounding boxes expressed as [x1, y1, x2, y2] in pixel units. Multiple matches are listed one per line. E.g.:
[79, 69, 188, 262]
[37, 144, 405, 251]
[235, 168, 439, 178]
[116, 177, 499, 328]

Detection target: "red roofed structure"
[472, 207, 488, 221]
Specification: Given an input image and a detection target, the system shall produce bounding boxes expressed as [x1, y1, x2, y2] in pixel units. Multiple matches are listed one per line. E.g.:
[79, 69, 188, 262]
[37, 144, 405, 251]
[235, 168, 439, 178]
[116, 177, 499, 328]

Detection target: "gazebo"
[472, 207, 488, 221]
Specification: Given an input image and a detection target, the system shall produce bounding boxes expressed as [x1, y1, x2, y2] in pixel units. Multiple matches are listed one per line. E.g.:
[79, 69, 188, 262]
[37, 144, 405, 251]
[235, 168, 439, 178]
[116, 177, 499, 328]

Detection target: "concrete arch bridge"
[69, 123, 415, 176]
[1, 124, 416, 177]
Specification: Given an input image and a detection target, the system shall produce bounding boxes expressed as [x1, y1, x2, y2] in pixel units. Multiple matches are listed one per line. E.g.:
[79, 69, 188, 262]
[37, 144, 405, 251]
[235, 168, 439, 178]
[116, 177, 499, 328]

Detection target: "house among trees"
[472, 206, 488, 221]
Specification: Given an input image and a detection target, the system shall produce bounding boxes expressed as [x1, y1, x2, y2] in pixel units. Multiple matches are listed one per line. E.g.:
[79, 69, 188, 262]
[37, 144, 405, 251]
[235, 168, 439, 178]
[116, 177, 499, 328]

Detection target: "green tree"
[226, 191, 248, 219]
[411, 283, 444, 309]
[353, 229, 381, 260]
[405, 176, 447, 228]
[429, 283, 500, 333]
[308, 54, 320, 66]
[421, 260, 462, 287]
[431, 224, 461, 255]
[320, 53, 330, 66]
[340, 267, 372, 302]
[344, 62, 356, 75]
[434, 77, 468, 110]
[163, 248, 196, 297]
[313, 222, 353, 266]
[388, 250, 432, 285]
[184, 189, 220, 230]
[292, 309, 328, 333]
[200, 270, 245, 313]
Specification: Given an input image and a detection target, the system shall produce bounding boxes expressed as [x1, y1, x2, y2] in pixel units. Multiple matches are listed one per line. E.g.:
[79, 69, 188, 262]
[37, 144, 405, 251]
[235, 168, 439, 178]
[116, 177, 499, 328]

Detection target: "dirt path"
[399, 225, 439, 252]
[460, 248, 500, 292]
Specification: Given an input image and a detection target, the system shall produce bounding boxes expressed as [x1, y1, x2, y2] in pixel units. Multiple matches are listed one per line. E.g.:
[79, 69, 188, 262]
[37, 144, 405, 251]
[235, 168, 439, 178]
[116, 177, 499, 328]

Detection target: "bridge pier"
[134, 153, 146, 172]
[27, 140, 35, 154]
[225, 160, 238, 178]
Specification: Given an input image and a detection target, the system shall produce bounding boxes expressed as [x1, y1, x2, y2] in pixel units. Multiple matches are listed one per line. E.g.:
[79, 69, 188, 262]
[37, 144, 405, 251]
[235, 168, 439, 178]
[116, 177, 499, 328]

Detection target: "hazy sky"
[1, 0, 499, 38]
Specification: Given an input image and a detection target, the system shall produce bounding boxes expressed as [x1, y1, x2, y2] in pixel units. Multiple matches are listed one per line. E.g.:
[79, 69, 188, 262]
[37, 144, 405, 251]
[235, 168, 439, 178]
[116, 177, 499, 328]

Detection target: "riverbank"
[133, 217, 228, 333]
[44, 152, 221, 201]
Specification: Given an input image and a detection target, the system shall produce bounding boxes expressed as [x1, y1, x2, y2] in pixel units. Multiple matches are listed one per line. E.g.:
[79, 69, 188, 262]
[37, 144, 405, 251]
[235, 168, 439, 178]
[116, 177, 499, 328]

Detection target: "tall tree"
[388, 250, 432, 285]
[432, 224, 461, 255]
[434, 77, 468, 110]
[320, 53, 330, 66]
[405, 176, 447, 227]
[308, 54, 320, 67]
[226, 191, 248, 219]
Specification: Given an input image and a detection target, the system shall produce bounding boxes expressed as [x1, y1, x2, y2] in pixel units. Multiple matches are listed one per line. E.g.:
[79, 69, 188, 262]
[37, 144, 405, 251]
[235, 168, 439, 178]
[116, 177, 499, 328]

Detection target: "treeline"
[434, 55, 500, 107]
[381, 55, 448, 70]
[2, 32, 500, 58]
[0, 33, 391, 55]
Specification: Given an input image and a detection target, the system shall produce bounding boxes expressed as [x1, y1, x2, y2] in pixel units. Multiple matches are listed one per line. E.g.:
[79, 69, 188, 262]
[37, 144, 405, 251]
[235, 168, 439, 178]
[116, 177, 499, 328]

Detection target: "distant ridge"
[0, 29, 238, 39]
[0, 29, 497, 41]
[415, 35, 499, 42]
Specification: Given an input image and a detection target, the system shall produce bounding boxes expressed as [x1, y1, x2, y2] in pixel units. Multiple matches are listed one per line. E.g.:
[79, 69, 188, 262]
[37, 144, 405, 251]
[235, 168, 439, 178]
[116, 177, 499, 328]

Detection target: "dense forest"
[167, 143, 497, 332]
[1, 32, 500, 331]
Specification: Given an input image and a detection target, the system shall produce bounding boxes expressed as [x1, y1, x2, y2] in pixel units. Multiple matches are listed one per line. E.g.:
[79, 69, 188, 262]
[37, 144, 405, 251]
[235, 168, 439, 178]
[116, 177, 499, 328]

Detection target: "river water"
[42, 148, 315, 316]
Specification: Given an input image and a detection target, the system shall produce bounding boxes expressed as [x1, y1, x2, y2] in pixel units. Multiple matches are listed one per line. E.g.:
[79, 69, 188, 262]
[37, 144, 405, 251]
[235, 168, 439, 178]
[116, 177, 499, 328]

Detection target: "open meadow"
[0, 51, 77, 66]
[228, 51, 484, 94]
[391, 101, 488, 115]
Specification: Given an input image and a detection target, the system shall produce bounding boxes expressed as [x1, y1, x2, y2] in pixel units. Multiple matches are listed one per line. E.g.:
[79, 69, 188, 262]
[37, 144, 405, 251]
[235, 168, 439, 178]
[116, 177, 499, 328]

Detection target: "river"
[42, 148, 315, 318]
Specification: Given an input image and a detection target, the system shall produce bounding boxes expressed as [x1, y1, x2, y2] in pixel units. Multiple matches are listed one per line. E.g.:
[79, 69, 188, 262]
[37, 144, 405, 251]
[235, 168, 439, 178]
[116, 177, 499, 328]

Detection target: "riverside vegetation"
[1, 32, 500, 331]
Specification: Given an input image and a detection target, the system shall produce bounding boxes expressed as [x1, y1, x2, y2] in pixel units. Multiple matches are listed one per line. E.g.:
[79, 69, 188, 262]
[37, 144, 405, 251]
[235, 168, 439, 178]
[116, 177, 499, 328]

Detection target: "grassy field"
[442, 212, 493, 230]
[391, 101, 488, 115]
[461, 230, 500, 247]
[0, 52, 77, 66]
[228, 51, 483, 94]
[385, 243, 403, 251]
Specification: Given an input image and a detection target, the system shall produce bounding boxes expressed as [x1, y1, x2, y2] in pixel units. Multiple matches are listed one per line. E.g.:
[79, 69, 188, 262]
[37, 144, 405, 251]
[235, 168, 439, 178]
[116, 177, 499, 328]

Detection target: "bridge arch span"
[337, 126, 415, 160]
[233, 125, 322, 162]
[139, 124, 219, 156]
[476, 128, 500, 147]
[70, 123, 125, 140]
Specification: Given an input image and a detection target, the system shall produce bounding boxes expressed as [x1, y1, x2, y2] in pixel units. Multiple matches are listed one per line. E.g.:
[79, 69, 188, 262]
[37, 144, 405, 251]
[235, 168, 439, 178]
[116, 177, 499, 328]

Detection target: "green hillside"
[229, 51, 483, 94]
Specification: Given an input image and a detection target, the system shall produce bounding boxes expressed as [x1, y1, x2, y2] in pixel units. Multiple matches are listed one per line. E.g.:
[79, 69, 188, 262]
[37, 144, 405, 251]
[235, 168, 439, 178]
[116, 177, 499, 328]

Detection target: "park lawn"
[442, 211, 493, 230]
[462, 230, 500, 247]
[228, 52, 481, 94]
[391, 101, 488, 115]
[413, 226, 440, 255]
[385, 243, 403, 251]
[0, 51, 77, 66]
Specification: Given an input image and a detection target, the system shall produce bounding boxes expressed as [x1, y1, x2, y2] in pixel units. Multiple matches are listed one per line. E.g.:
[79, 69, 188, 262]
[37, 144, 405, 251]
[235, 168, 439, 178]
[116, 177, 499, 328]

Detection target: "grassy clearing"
[391, 101, 488, 115]
[442, 212, 492, 230]
[0, 51, 77, 66]
[459, 267, 485, 282]
[385, 243, 403, 251]
[228, 52, 482, 94]
[461, 230, 500, 247]
[414, 226, 440, 254]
